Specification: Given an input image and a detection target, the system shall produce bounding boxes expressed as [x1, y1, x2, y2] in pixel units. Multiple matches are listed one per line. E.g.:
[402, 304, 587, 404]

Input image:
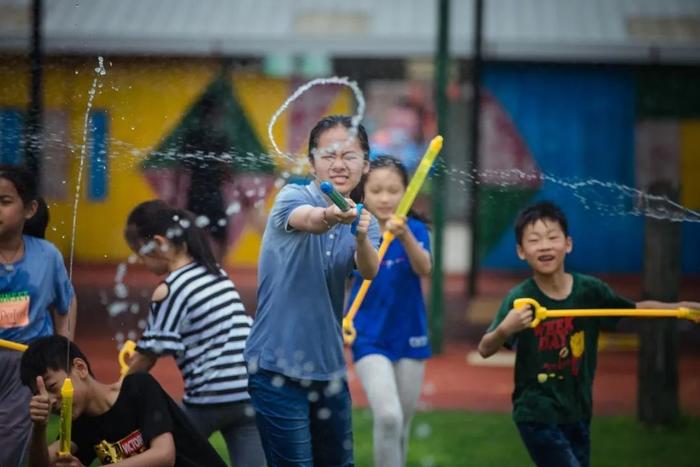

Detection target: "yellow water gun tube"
[343, 135, 444, 344]
[514, 297, 700, 328]
[57, 378, 74, 456]
[0, 338, 27, 352]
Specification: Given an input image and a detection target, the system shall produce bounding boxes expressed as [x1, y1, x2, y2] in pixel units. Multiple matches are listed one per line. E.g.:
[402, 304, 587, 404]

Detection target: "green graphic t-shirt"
[487, 273, 635, 424]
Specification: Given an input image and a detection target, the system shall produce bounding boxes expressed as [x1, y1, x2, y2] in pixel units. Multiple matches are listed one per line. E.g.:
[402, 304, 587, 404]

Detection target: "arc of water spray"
[266, 77, 365, 159]
[58, 56, 107, 458]
[445, 167, 700, 224]
[69, 57, 107, 279]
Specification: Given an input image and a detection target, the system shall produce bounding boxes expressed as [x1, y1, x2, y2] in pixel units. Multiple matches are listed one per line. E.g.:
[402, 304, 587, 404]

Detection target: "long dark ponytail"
[125, 200, 221, 276]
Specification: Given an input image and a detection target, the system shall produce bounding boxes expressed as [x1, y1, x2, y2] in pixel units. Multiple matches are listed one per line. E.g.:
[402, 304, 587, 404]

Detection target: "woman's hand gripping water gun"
[319, 181, 365, 236]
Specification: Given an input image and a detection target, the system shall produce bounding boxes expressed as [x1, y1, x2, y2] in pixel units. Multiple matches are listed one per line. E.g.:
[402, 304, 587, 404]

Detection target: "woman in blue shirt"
[348, 155, 432, 467]
[245, 116, 380, 466]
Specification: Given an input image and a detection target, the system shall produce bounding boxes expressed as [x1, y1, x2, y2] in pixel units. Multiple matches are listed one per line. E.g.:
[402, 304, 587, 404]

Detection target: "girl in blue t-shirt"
[348, 155, 432, 467]
[0, 164, 76, 467]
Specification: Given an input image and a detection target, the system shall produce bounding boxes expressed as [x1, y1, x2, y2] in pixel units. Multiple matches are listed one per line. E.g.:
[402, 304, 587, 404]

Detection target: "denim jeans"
[248, 369, 354, 467]
[516, 420, 591, 467]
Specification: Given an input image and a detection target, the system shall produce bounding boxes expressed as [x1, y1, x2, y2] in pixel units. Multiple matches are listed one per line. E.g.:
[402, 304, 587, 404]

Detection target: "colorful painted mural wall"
[0, 57, 350, 267]
[479, 64, 700, 274]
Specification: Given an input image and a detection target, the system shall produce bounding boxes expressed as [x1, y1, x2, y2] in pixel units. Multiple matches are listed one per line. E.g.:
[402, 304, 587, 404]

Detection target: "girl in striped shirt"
[124, 199, 264, 467]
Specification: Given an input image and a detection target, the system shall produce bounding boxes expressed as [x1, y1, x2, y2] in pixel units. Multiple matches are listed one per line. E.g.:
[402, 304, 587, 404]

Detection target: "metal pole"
[467, 0, 484, 297]
[25, 0, 43, 181]
[430, 0, 449, 354]
[638, 181, 681, 426]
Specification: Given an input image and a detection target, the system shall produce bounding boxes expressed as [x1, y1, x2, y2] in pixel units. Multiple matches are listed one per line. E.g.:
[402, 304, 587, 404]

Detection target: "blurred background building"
[0, 0, 699, 274]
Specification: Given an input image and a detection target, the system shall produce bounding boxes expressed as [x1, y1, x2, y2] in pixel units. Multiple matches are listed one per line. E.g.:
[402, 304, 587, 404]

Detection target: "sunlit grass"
[46, 410, 700, 466]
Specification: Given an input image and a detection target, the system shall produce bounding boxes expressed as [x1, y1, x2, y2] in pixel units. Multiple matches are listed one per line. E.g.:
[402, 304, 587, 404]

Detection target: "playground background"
[2, 1, 700, 465]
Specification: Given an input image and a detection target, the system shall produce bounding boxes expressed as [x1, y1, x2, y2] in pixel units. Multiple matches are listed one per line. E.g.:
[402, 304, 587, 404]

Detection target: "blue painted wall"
[480, 63, 699, 274]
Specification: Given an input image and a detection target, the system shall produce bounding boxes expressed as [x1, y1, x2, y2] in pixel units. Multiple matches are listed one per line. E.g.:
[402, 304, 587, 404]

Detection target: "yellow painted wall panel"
[0, 58, 218, 261]
[232, 74, 290, 157]
[0, 58, 353, 266]
[680, 120, 700, 210]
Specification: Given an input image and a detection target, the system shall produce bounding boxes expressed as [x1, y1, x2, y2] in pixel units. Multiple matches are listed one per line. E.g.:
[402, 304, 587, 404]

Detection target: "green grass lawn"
[47, 410, 700, 466]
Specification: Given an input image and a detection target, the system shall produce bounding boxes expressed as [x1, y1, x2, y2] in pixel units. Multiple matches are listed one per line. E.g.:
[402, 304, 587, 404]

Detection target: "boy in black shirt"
[20, 335, 226, 467]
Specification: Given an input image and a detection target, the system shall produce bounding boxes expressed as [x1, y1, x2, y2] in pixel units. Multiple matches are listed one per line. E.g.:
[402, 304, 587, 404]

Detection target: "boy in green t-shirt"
[478, 201, 699, 467]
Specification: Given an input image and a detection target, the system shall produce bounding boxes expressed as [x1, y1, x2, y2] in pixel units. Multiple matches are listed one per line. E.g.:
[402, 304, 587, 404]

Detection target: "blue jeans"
[248, 370, 354, 467]
[516, 421, 591, 467]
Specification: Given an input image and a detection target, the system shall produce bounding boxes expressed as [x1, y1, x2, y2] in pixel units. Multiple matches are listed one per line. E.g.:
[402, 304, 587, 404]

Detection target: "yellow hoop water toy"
[513, 297, 700, 328]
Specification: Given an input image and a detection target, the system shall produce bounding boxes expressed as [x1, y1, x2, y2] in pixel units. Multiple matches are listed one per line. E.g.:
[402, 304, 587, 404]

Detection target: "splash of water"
[543, 174, 700, 223]
[266, 76, 366, 165]
[443, 167, 700, 223]
[68, 57, 107, 278]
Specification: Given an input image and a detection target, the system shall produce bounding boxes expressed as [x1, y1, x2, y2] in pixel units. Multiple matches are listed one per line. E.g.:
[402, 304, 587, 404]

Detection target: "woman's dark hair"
[514, 201, 569, 245]
[125, 200, 221, 276]
[308, 115, 371, 203]
[20, 335, 93, 392]
[23, 197, 49, 239]
[361, 155, 430, 224]
[0, 164, 38, 206]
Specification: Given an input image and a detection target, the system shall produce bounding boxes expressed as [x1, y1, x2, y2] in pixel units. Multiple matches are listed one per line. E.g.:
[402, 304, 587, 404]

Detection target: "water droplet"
[226, 202, 241, 216]
[415, 423, 432, 439]
[271, 376, 285, 388]
[114, 283, 128, 299]
[324, 379, 343, 396]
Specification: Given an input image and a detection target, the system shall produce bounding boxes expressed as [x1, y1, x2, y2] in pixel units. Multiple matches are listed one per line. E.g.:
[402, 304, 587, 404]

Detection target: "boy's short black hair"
[514, 201, 569, 245]
[20, 336, 93, 390]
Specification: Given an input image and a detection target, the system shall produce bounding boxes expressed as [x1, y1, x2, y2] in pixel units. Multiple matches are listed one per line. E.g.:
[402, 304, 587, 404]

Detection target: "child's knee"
[375, 407, 403, 437]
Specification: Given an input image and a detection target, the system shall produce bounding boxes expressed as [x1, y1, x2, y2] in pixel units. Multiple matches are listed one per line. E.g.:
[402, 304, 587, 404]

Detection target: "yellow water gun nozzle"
[118, 340, 137, 378]
[679, 308, 700, 323]
[342, 318, 357, 343]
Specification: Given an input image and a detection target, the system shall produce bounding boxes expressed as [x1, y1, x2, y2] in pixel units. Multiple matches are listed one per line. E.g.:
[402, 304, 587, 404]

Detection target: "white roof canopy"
[0, 0, 699, 63]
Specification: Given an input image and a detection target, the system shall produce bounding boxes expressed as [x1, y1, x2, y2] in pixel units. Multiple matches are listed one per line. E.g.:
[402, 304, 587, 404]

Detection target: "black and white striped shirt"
[137, 263, 252, 405]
